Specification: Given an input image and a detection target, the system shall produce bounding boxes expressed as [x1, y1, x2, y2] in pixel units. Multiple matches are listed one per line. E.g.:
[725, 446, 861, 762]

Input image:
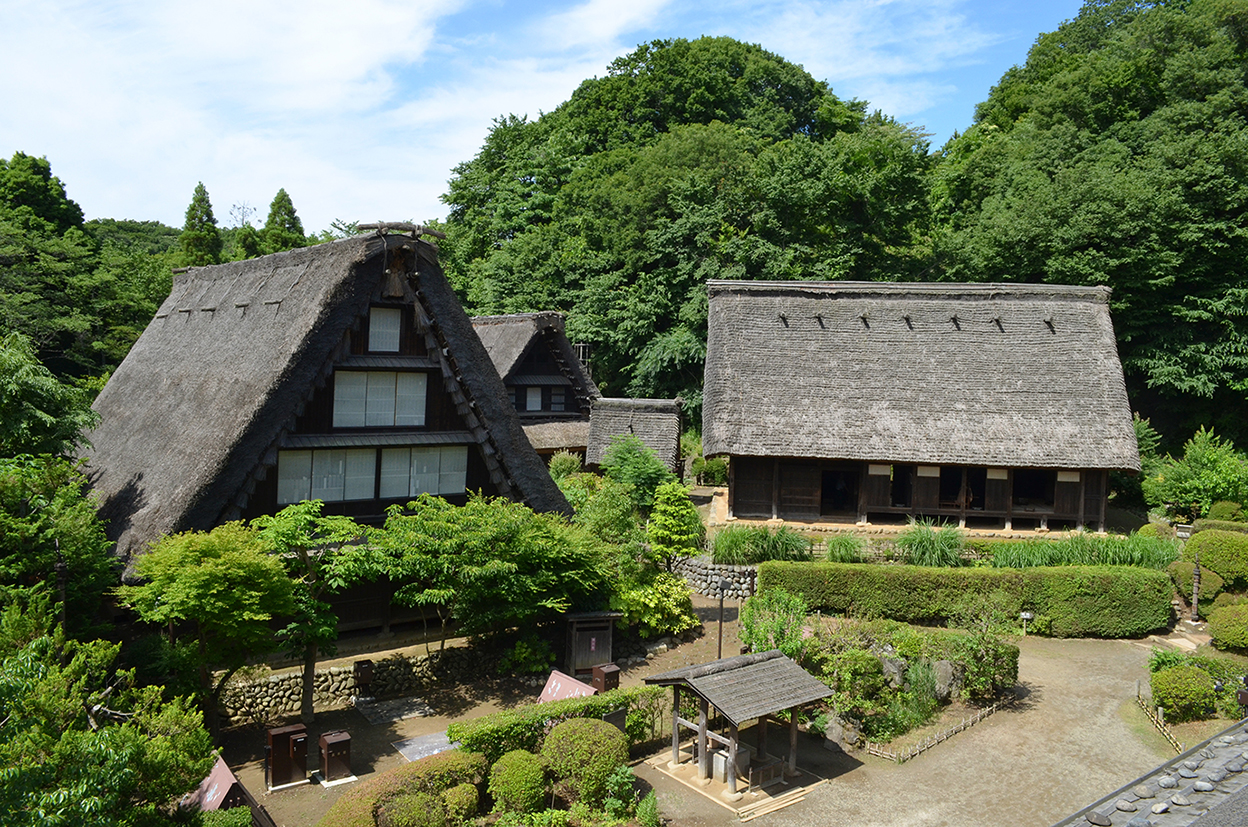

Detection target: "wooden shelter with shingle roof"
[646, 650, 832, 793]
[472, 312, 598, 458]
[586, 398, 682, 473]
[703, 281, 1140, 531]
[86, 232, 570, 579]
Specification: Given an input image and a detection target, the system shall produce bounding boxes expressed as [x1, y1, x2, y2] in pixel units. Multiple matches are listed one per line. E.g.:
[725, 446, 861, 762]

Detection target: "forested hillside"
[2, 0, 1247, 447]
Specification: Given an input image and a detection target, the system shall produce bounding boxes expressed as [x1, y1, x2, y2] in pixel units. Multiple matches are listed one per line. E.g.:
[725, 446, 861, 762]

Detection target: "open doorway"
[821, 467, 858, 515]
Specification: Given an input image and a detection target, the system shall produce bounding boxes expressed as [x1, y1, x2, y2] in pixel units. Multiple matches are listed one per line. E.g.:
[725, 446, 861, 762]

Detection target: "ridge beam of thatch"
[358, 221, 447, 240]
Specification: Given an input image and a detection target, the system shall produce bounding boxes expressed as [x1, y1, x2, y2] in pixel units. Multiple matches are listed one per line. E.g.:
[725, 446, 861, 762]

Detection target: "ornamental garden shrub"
[446, 686, 666, 764]
[610, 571, 699, 639]
[1150, 665, 1217, 722]
[1168, 561, 1224, 611]
[488, 750, 547, 814]
[316, 749, 487, 827]
[378, 793, 445, 827]
[757, 562, 1172, 638]
[1183, 529, 1248, 589]
[442, 784, 478, 825]
[739, 588, 809, 659]
[540, 718, 628, 807]
[1209, 603, 1248, 650]
[1207, 501, 1245, 522]
[1193, 519, 1248, 536]
[547, 451, 582, 483]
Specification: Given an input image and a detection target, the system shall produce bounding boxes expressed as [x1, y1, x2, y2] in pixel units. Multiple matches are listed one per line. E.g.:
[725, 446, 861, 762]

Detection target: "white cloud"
[542, 0, 672, 51]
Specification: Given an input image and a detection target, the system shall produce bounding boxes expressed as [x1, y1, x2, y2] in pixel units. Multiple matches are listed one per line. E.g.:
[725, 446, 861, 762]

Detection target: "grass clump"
[894, 519, 964, 567]
[824, 534, 866, 563]
[990, 532, 1179, 569]
[712, 525, 813, 565]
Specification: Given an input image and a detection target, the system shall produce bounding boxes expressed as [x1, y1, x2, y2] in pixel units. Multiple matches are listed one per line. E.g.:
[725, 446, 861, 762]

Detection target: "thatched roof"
[645, 650, 833, 727]
[522, 420, 591, 453]
[703, 281, 1139, 472]
[471, 312, 598, 404]
[86, 234, 569, 567]
[586, 398, 682, 471]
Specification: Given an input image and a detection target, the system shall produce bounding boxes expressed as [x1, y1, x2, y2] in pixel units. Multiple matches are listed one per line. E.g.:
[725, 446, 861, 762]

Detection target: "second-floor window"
[368, 307, 402, 352]
[333, 371, 426, 428]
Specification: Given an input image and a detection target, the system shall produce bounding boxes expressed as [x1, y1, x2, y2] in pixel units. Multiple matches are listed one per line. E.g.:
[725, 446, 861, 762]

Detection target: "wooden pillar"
[697, 698, 710, 779]
[787, 706, 799, 775]
[771, 459, 780, 520]
[727, 723, 740, 794]
[671, 686, 681, 764]
[756, 714, 768, 759]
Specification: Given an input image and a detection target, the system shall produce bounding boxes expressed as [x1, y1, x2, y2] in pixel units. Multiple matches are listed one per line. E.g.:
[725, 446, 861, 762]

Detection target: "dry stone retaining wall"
[673, 555, 756, 599]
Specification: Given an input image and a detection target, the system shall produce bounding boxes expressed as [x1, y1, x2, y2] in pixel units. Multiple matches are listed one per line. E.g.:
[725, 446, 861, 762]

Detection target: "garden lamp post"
[718, 578, 732, 659]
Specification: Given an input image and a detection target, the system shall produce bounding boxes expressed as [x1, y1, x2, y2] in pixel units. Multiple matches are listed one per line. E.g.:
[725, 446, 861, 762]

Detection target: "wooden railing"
[1136, 688, 1185, 754]
[864, 698, 1009, 763]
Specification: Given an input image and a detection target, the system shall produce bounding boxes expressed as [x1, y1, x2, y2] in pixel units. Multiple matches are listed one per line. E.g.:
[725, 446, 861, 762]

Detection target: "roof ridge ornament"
[357, 221, 447, 240]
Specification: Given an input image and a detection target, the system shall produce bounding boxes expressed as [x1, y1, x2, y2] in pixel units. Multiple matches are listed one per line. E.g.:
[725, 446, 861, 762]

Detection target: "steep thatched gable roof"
[703, 281, 1139, 472]
[586, 398, 682, 471]
[472, 313, 599, 400]
[86, 234, 569, 566]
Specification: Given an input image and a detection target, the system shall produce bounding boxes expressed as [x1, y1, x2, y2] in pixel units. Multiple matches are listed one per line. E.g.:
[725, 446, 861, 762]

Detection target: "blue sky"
[0, 0, 1084, 234]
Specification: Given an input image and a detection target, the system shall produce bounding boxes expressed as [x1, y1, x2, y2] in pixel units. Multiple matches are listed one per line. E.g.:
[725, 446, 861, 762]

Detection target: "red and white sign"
[538, 670, 598, 704]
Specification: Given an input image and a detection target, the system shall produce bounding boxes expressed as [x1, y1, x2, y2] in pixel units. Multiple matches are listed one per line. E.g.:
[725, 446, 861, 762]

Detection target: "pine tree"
[177, 182, 222, 266]
[261, 188, 306, 254]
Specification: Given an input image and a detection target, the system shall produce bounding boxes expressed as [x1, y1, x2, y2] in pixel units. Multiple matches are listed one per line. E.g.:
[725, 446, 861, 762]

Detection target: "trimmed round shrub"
[317, 749, 487, 827]
[1213, 592, 1248, 611]
[1183, 530, 1248, 589]
[488, 749, 547, 814]
[540, 718, 628, 807]
[1167, 561, 1224, 612]
[378, 792, 446, 827]
[1136, 522, 1162, 539]
[1209, 603, 1248, 650]
[1151, 665, 1217, 722]
[1208, 501, 1245, 522]
[442, 783, 478, 825]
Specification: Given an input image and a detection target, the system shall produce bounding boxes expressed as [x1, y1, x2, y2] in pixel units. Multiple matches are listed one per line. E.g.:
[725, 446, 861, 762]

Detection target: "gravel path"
[638, 636, 1176, 827]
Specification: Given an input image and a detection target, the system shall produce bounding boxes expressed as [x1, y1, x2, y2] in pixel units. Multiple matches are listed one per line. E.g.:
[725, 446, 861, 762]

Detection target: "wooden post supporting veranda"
[727, 723, 740, 794]
[698, 698, 711, 779]
[671, 686, 681, 764]
[756, 713, 768, 759]
[788, 705, 799, 775]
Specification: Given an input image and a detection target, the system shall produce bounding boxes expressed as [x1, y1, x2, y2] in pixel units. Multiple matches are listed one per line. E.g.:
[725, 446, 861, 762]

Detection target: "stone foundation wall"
[220, 646, 489, 724]
[672, 555, 756, 599]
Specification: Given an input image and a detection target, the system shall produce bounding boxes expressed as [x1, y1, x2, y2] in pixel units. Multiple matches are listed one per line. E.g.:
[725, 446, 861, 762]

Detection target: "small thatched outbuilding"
[586, 397, 682, 473]
[86, 232, 569, 578]
[703, 281, 1139, 531]
[472, 312, 598, 457]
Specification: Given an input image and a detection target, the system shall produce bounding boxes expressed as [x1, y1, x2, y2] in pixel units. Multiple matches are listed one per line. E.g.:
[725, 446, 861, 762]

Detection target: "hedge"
[1209, 604, 1248, 650]
[1184, 530, 1248, 589]
[1193, 519, 1248, 535]
[757, 562, 1172, 638]
[446, 686, 667, 764]
[317, 750, 487, 827]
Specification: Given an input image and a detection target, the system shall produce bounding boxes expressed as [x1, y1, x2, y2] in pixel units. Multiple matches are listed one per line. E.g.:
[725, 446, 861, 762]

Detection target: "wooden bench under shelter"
[644, 650, 833, 795]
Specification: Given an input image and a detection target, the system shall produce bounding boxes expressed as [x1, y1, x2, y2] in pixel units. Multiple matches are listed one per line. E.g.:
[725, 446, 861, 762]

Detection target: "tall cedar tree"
[177, 182, 222, 267]
[261, 188, 307, 254]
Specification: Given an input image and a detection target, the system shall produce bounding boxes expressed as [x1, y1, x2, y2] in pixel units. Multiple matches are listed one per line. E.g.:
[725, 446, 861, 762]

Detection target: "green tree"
[0, 455, 116, 633]
[177, 182, 222, 267]
[0, 330, 98, 456]
[932, 0, 1248, 444]
[261, 188, 307, 254]
[251, 501, 372, 723]
[1144, 428, 1248, 520]
[115, 522, 295, 736]
[601, 434, 676, 512]
[645, 481, 703, 570]
[441, 37, 930, 409]
[370, 494, 609, 642]
[0, 590, 214, 827]
[0, 152, 84, 233]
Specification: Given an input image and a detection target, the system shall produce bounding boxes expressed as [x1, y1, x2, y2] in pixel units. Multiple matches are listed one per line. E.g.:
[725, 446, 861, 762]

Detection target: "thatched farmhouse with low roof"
[702, 281, 1140, 532]
[86, 232, 570, 580]
[472, 312, 599, 458]
[586, 398, 683, 473]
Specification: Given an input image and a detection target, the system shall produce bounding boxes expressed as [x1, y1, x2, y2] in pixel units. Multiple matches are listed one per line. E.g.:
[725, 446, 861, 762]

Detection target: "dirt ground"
[220, 596, 1181, 827]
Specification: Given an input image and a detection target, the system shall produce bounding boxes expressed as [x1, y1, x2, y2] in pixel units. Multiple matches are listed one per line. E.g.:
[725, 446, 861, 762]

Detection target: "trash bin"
[320, 730, 352, 782]
[591, 662, 620, 693]
[266, 724, 307, 788]
[354, 660, 374, 696]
